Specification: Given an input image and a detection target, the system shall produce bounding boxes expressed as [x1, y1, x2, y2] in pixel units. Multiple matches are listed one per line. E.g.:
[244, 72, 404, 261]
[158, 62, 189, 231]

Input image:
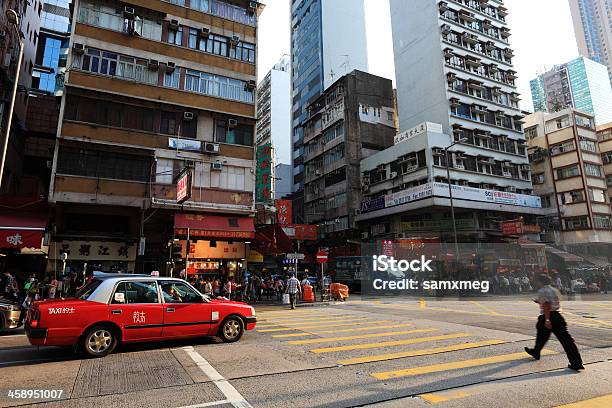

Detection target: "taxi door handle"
[166, 308, 175, 312]
[111, 310, 122, 315]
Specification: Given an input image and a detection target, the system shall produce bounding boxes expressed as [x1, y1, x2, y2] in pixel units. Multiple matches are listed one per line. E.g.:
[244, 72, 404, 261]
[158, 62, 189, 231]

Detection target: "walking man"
[525, 274, 584, 371]
[285, 274, 301, 310]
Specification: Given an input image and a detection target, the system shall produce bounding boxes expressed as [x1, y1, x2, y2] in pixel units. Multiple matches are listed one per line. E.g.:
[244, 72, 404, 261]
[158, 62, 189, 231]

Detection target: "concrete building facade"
[47, 0, 262, 275]
[290, 0, 368, 223]
[530, 56, 612, 125]
[302, 70, 396, 254]
[525, 109, 612, 251]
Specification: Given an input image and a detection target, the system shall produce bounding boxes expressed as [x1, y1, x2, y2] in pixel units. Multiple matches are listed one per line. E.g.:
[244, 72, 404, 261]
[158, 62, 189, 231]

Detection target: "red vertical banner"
[381, 240, 395, 257]
[275, 199, 293, 226]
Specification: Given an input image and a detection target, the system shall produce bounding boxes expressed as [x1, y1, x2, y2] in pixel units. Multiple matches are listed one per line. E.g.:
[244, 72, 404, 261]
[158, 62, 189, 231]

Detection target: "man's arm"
[542, 301, 552, 329]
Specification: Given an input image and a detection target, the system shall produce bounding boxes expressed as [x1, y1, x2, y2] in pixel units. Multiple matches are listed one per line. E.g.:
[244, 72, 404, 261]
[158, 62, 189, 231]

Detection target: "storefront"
[174, 213, 255, 282]
[47, 240, 138, 278]
[0, 213, 48, 282]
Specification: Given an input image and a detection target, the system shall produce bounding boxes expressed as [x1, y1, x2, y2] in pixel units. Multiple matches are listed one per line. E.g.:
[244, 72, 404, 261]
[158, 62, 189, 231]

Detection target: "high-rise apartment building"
[530, 56, 612, 125]
[596, 121, 612, 203]
[525, 109, 612, 251]
[388, 0, 536, 224]
[290, 0, 368, 223]
[568, 0, 612, 84]
[47, 0, 262, 275]
[302, 70, 396, 254]
[256, 55, 291, 200]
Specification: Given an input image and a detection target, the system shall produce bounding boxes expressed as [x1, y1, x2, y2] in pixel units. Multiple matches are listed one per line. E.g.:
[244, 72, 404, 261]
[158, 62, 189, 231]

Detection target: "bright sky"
[257, 0, 580, 113]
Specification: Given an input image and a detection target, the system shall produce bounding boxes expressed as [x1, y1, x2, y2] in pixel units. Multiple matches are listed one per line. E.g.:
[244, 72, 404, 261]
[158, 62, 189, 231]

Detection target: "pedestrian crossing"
[255, 307, 564, 388]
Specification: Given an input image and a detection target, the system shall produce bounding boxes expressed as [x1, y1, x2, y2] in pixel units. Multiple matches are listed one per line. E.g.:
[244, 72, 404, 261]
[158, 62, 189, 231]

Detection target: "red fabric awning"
[0, 213, 47, 249]
[252, 224, 293, 255]
[174, 214, 255, 239]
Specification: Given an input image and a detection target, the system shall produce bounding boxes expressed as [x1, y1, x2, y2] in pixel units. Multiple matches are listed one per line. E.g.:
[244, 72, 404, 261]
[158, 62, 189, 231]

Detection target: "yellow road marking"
[373, 303, 609, 329]
[554, 394, 612, 408]
[287, 328, 433, 345]
[257, 316, 362, 327]
[271, 323, 415, 338]
[469, 301, 501, 316]
[419, 298, 426, 309]
[561, 311, 612, 328]
[271, 332, 314, 338]
[420, 391, 470, 404]
[371, 349, 557, 380]
[338, 340, 506, 365]
[257, 320, 391, 333]
[311, 332, 470, 354]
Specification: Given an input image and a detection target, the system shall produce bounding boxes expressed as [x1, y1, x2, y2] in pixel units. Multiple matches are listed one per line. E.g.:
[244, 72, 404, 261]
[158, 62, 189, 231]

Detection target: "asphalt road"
[0, 295, 611, 408]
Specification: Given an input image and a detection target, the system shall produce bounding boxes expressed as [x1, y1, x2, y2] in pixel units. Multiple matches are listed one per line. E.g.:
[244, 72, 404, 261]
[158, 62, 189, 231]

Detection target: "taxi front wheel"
[219, 316, 244, 343]
[81, 325, 118, 357]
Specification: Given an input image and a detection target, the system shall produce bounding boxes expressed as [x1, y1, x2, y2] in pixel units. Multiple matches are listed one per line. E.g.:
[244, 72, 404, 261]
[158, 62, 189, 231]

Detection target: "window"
[556, 166, 579, 179]
[156, 158, 174, 184]
[56, 146, 151, 182]
[593, 215, 612, 229]
[164, 69, 180, 89]
[564, 216, 589, 230]
[191, 0, 209, 12]
[188, 28, 199, 49]
[588, 188, 606, 203]
[160, 281, 202, 303]
[230, 41, 256, 63]
[184, 70, 254, 103]
[214, 120, 253, 146]
[532, 173, 545, 184]
[116, 56, 157, 85]
[575, 115, 594, 129]
[550, 140, 575, 155]
[598, 129, 612, 142]
[579, 138, 597, 153]
[525, 126, 538, 140]
[160, 112, 178, 135]
[204, 34, 228, 56]
[584, 163, 602, 177]
[168, 26, 183, 46]
[560, 190, 585, 204]
[80, 49, 117, 76]
[112, 281, 159, 304]
[602, 151, 612, 164]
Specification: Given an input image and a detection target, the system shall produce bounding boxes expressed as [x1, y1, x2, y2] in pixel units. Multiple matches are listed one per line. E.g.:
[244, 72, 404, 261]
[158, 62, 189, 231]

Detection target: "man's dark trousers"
[533, 312, 582, 366]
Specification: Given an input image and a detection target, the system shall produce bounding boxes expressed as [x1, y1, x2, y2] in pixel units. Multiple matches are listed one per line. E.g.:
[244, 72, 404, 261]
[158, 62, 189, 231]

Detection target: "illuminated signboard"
[176, 169, 192, 204]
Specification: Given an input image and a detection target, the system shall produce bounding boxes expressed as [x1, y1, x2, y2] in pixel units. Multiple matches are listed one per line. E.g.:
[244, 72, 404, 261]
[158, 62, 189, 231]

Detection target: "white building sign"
[394, 122, 444, 145]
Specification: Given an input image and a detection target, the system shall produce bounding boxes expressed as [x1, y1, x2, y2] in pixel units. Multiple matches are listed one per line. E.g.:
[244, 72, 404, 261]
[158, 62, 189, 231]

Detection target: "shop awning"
[0, 213, 47, 250]
[252, 224, 293, 255]
[174, 214, 255, 239]
[545, 246, 583, 263]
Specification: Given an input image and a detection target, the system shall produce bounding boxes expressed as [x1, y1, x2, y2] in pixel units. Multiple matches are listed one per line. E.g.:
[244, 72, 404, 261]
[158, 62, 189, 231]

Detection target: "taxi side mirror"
[114, 292, 126, 303]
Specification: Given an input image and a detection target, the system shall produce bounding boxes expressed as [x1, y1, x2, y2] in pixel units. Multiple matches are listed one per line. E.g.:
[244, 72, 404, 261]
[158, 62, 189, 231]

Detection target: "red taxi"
[25, 274, 256, 357]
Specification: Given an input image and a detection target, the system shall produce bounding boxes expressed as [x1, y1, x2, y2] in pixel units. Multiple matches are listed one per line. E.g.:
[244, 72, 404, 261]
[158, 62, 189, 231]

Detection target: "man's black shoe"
[568, 364, 584, 371]
[524, 347, 540, 360]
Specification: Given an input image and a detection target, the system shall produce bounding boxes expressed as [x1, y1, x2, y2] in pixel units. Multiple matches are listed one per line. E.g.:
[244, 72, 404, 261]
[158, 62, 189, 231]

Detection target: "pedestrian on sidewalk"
[525, 274, 584, 371]
[285, 274, 301, 310]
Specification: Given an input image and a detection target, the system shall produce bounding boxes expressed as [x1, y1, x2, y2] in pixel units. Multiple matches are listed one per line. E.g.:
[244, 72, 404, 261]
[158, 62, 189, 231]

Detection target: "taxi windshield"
[74, 279, 103, 300]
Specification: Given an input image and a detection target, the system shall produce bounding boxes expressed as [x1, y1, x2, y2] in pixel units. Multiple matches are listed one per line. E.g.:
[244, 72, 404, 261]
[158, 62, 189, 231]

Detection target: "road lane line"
[271, 323, 416, 338]
[256, 320, 391, 333]
[371, 349, 557, 380]
[338, 340, 507, 365]
[257, 316, 363, 327]
[310, 332, 470, 354]
[469, 301, 501, 315]
[182, 346, 252, 408]
[554, 394, 612, 408]
[420, 391, 470, 404]
[419, 298, 426, 309]
[288, 328, 434, 345]
[177, 400, 231, 408]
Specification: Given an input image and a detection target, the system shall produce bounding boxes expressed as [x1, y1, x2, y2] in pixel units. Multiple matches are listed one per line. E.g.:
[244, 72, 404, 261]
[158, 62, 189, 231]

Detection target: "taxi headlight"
[248, 306, 256, 317]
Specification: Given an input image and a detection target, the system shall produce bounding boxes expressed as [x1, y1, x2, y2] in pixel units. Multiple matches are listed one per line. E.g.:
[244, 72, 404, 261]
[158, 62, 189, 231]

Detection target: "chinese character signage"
[256, 143, 272, 202]
[275, 199, 292, 226]
[49, 241, 136, 261]
[394, 122, 443, 145]
[176, 169, 192, 204]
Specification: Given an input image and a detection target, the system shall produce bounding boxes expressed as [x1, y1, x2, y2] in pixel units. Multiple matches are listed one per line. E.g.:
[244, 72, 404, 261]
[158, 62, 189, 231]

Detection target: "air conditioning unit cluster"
[203, 142, 220, 154]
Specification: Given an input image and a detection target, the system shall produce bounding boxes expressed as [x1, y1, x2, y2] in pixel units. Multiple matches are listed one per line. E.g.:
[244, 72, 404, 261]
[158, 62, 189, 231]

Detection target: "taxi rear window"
[74, 279, 103, 300]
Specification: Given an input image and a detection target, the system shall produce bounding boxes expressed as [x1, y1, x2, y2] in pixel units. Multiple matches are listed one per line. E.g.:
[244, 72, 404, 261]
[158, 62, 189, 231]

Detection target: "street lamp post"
[0, 9, 24, 190]
[443, 137, 467, 259]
